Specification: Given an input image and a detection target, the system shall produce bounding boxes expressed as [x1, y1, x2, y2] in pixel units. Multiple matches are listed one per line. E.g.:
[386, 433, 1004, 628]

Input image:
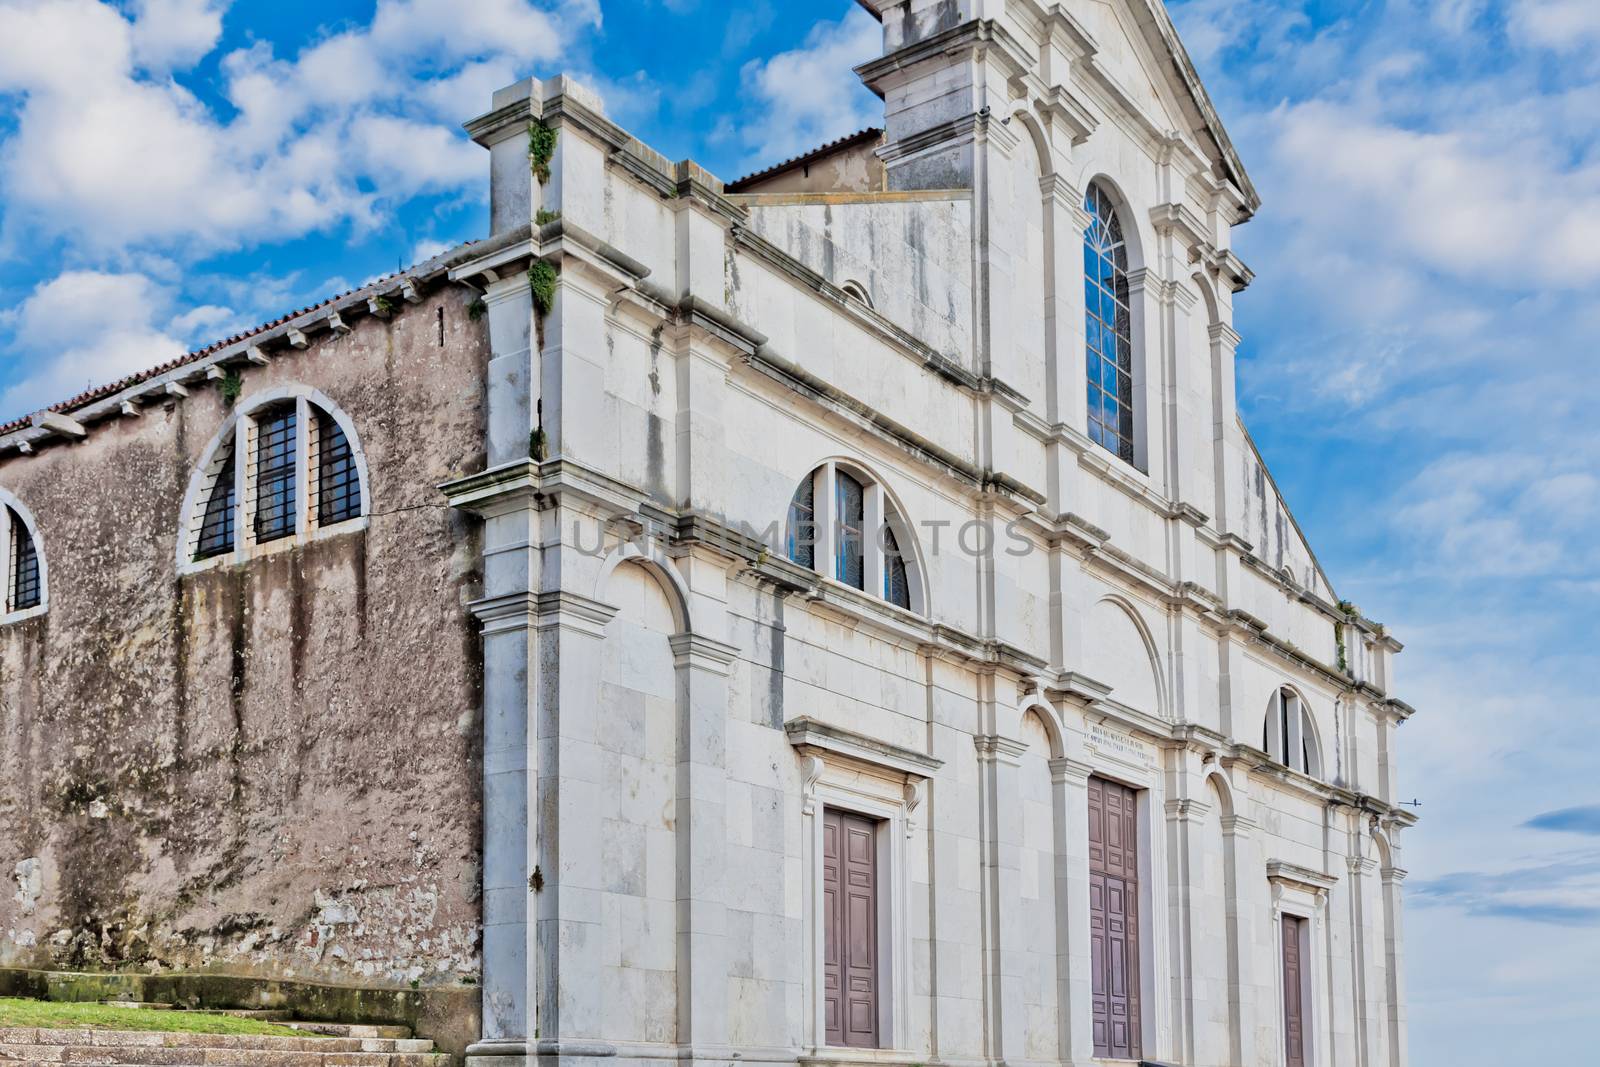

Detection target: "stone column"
[1052, 756, 1096, 1067]
[539, 584, 620, 1047]
[472, 582, 540, 1054]
[1207, 322, 1243, 539]
[1163, 790, 1211, 1066]
[481, 260, 540, 469]
[670, 630, 739, 1058]
[1220, 808, 1260, 1067]
[1381, 857, 1410, 1067]
[1125, 267, 1163, 482]
[974, 731, 1030, 1066]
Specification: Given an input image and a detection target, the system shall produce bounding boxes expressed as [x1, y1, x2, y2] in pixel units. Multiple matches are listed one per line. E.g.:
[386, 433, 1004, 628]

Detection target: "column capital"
[1050, 756, 1095, 783]
[669, 631, 741, 674]
[974, 733, 1030, 766]
[1220, 813, 1257, 838]
[1164, 796, 1211, 822]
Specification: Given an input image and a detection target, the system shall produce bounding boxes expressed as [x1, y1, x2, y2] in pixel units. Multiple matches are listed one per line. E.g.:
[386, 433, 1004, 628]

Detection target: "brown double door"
[1283, 915, 1307, 1067]
[823, 809, 880, 1048]
[1088, 776, 1142, 1060]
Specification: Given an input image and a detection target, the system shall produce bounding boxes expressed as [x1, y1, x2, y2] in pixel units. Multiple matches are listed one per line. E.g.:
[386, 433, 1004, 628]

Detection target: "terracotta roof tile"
[0, 243, 478, 437]
[725, 128, 883, 193]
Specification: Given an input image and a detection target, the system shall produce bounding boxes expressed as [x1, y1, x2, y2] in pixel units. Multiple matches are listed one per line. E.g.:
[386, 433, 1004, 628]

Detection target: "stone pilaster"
[670, 631, 740, 1055]
[1051, 756, 1096, 1067]
[1163, 791, 1212, 1065]
[973, 731, 1030, 1066]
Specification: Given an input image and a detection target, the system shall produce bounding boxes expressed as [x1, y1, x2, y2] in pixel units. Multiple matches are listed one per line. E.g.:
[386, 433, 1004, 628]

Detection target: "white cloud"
[127, 0, 228, 72]
[1510, 0, 1600, 53]
[0, 0, 612, 253]
[1266, 99, 1600, 289]
[732, 7, 881, 171]
[0, 271, 197, 418]
[411, 238, 453, 263]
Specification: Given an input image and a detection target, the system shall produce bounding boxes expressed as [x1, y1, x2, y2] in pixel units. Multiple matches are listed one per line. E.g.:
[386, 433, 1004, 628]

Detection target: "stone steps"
[0, 1027, 450, 1065]
[96, 1006, 416, 1040]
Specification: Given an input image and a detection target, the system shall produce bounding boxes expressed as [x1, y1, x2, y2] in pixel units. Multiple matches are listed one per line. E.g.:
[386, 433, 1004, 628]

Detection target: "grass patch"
[0, 998, 309, 1037]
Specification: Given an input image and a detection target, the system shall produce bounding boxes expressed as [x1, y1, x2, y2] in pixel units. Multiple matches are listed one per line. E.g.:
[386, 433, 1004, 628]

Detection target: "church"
[0, 2, 1416, 1065]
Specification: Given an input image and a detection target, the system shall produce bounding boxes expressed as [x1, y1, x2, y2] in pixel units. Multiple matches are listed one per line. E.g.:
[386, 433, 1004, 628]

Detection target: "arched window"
[182, 388, 367, 571]
[1264, 687, 1322, 779]
[840, 280, 874, 310]
[785, 462, 921, 613]
[1083, 181, 1135, 465]
[1, 494, 45, 620]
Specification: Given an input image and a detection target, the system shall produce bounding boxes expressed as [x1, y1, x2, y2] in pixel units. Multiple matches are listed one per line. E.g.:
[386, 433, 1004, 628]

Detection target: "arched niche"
[1085, 596, 1165, 718]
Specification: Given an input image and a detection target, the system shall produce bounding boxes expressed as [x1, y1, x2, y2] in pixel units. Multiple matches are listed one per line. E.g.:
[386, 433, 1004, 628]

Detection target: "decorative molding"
[1267, 860, 1339, 897]
[786, 717, 943, 780]
[1164, 797, 1211, 821]
[668, 632, 741, 674]
[973, 733, 1031, 765]
[1050, 756, 1095, 784]
[903, 779, 926, 839]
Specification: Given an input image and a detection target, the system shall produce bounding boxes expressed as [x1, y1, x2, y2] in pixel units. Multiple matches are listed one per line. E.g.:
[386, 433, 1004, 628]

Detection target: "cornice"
[787, 716, 943, 779]
[855, 19, 1034, 96]
[1267, 860, 1338, 894]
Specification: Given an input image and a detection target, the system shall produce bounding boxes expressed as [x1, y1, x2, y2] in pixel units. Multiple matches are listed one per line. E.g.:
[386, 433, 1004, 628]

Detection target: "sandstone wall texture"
[0, 285, 488, 991]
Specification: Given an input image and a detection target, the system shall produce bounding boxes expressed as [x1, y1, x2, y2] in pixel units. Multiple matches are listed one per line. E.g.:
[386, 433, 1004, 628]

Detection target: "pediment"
[1044, 0, 1256, 211]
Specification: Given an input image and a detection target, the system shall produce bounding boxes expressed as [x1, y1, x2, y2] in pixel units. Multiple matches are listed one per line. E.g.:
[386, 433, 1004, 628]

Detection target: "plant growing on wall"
[535, 208, 562, 226]
[467, 297, 487, 321]
[220, 368, 243, 408]
[528, 121, 557, 184]
[529, 260, 557, 317]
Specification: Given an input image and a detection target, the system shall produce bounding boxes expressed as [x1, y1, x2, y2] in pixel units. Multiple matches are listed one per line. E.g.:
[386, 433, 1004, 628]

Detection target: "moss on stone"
[0, 997, 305, 1037]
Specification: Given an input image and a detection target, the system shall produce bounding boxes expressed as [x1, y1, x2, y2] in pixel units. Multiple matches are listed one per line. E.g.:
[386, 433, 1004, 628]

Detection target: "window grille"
[315, 409, 361, 525]
[252, 406, 298, 544]
[195, 443, 237, 560]
[9, 509, 40, 611]
[1083, 182, 1135, 464]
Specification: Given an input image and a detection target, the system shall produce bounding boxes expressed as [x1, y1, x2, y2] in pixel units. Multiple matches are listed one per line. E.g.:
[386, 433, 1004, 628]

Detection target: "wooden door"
[1088, 777, 1142, 1060]
[824, 809, 880, 1048]
[1283, 915, 1307, 1067]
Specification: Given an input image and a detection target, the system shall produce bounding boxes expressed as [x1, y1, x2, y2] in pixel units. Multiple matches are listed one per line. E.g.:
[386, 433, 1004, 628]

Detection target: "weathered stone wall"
[0, 285, 488, 991]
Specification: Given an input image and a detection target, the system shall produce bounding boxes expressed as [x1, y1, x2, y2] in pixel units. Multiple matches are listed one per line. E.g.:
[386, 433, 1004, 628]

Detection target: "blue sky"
[0, 1, 1596, 1063]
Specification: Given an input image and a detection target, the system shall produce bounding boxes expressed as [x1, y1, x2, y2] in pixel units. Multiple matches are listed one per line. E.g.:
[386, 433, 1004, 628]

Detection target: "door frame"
[1267, 862, 1335, 1067]
[793, 721, 940, 1055]
[1279, 913, 1311, 1067]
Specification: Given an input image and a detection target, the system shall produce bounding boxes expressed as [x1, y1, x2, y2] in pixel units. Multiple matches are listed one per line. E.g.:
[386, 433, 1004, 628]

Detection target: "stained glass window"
[1083, 182, 1135, 464]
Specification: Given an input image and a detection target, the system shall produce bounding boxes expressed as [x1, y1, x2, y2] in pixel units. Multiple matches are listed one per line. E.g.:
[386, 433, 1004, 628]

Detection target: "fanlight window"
[1083, 181, 1135, 465]
[786, 463, 917, 612]
[187, 392, 365, 567]
[3, 504, 43, 616]
[1264, 688, 1322, 779]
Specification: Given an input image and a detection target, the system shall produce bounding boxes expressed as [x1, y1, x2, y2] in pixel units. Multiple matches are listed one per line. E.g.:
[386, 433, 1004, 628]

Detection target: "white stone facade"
[446, 3, 1415, 1067]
